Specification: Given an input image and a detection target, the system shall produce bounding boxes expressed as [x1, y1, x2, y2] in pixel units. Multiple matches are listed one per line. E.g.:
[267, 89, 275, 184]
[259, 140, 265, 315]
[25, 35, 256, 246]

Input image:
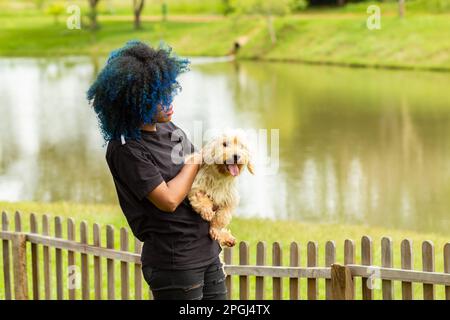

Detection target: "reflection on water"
[0, 57, 449, 233]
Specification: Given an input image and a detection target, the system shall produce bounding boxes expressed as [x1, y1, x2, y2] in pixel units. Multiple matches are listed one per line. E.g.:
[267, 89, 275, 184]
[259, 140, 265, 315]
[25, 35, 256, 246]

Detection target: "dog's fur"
[188, 132, 254, 247]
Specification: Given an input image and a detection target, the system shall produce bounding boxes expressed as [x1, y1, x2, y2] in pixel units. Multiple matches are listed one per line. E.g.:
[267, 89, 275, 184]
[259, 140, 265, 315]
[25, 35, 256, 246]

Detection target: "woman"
[87, 41, 226, 300]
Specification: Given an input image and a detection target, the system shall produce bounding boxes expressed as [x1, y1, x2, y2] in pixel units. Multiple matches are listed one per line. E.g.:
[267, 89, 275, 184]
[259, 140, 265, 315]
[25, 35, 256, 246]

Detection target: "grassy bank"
[1, 201, 449, 300]
[1, 5, 450, 70]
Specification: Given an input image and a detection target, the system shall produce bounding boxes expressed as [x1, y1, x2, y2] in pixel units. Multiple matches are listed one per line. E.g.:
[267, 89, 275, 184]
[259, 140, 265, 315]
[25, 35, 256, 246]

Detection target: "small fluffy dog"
[188, 132, 254, 247]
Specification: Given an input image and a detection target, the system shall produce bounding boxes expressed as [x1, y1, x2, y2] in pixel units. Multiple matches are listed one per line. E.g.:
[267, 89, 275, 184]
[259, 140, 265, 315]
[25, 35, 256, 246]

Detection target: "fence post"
[331, 264, 353, 300]
[256, 241, 267, 300]
[361, 236, 373, 300]
[444, 243, 450, 300]
[325, 241, 336, 300]
[422, 240, 435, 300]
[11, 233, 28, 300]
[239, 241, 249, 300]
[2, 211, 12, 300]
[307, 241, 318, 300]
[224, 247, 233, 300]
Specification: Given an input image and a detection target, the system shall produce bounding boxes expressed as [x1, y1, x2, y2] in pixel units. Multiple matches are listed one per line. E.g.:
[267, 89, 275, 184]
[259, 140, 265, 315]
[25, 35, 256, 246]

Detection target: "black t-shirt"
[105, 122, 221, 270]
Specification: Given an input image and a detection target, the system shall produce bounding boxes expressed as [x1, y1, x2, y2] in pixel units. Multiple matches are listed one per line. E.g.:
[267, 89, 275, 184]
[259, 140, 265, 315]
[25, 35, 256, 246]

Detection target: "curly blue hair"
[87, 40, 190, 141]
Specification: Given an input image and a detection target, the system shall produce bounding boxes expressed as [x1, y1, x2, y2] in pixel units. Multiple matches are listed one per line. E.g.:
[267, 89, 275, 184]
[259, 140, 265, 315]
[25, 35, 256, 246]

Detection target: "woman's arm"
[146, 153, 201, 212]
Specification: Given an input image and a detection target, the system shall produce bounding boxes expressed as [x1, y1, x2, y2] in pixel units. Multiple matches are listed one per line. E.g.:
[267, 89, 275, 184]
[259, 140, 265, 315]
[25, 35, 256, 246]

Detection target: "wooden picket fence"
[0, 211, 449, 300]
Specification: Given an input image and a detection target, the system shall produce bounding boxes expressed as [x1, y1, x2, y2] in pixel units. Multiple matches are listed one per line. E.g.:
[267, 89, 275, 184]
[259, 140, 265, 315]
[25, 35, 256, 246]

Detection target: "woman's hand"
[146, 150, 202, 213]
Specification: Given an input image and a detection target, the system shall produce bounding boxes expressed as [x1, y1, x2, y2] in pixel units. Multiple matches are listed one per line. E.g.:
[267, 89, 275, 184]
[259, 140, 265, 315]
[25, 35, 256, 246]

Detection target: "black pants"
[142, 256, 228, 300]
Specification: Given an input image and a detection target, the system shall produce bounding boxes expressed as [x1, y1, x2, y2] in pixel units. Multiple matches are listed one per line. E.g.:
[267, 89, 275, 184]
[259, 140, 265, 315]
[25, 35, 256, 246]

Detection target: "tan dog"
[188, 132, 254, 247]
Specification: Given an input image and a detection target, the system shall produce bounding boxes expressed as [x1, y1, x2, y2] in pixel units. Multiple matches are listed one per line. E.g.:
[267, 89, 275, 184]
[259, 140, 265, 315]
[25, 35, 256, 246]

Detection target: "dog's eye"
[223, 142, 227, 147]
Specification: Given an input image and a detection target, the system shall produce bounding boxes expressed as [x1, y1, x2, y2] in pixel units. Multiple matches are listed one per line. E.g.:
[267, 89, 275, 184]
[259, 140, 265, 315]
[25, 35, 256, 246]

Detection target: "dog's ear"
[247, 161, 255, 175]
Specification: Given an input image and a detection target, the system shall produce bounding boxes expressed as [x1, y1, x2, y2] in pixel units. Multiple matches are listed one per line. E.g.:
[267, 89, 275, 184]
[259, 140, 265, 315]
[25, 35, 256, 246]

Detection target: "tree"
[221, 0, 235, 16]
[238, 0, 291, 45]
[88, 0, 100, 30]
[133, 0, 145, 29]
[46, 2, 65, 24]
[337, 0, 346, 6]
[399, 0, 405, 18]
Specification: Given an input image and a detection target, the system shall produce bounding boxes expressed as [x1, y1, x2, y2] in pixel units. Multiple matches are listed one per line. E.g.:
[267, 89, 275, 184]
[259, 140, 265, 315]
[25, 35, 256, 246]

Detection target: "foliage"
[289, 0, 308, 12]
[220, 0, 235, 16]
[45, 1, 65, 23]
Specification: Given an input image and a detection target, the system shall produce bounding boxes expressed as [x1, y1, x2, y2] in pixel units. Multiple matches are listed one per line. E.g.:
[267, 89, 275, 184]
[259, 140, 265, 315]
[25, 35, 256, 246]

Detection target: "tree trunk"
[133, 0, 145, 29]
[398, 0, 405, 18]
[267, 15, 276, 45]
[337, 0, 346, 6]
[89, 0, 100, 30]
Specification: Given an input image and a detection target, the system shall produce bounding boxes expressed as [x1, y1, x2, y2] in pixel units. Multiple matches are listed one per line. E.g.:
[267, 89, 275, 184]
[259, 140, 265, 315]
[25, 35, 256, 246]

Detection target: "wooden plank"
[331, 264, 354, 300]
[24, 232, 141, 263]
[325, 241, 336, 300]
[30, 213, 40, 300]
[67, 218, 76, 300]
[41, 215, 51, 299]
[239, 241, 249, 300]
[255, 241, 266, 300]
[223, 265, 330, 278]
[223, 247, 233, 300]
[347, 264, 450, 285]
[289, 242, 300, 300]
[222, 264, 450, 284]
[120, 228, 129, 300]
[2, 212, 12, 300]
[361, 236, 373, 300]
[422, 240, 435, 300]
[55, 216, 63, 300]
[307, 241, 318, 300]
[11, 233, 28, 300]
[134, 238, 142, 300]
[93, 223, 102, 300]
[106, 225, 115, 300]
[381, 237, 394, 300]
[401, 239, 413, 300]
[445, 243, 450, 300]
[80, 221, 90, 300]
[272, 242, 283, 300]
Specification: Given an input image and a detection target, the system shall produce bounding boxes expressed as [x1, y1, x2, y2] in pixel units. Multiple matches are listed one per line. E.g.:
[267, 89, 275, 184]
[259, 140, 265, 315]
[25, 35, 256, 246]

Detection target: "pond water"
[1, 57, 449, 234]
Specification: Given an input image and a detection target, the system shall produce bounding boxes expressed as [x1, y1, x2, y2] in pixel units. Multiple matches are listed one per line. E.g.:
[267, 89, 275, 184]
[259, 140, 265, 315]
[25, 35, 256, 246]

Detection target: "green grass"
[1, 201, 449, 300]
[0, 14, 261, 57]
[1, 4, 450, 71]
[238, 14, 450, 71]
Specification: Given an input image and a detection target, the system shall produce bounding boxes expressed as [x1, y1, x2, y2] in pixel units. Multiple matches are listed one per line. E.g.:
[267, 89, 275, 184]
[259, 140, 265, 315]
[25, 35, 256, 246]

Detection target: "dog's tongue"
[227, 164, 239, 176]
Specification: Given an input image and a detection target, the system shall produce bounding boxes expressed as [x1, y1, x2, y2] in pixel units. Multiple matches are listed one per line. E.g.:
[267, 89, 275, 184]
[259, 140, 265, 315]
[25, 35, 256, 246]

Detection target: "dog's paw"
[220, 230, 236, 247]
[221, 236, 236, 248]
[209, 227, 220, 241]
[200, 207, 215, 221]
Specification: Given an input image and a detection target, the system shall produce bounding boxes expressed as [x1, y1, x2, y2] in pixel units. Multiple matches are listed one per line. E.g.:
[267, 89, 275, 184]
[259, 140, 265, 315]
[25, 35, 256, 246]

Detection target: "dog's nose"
[233, 154, 240, 162]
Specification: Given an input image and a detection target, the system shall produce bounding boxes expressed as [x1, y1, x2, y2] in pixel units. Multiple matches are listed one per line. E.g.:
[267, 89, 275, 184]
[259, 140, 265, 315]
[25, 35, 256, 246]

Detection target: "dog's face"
[203, 132, 255, 177]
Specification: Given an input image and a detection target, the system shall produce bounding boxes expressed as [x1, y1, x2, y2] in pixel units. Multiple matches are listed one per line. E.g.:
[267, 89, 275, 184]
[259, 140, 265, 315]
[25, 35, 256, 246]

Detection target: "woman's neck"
[141, 123, 157, 132]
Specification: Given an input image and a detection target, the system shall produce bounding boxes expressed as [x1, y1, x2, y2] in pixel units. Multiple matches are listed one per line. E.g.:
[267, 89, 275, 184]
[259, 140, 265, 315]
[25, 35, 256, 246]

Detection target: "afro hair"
[87, 40, 190, 141]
